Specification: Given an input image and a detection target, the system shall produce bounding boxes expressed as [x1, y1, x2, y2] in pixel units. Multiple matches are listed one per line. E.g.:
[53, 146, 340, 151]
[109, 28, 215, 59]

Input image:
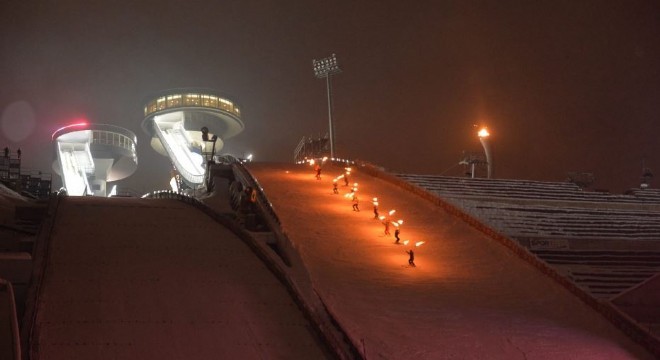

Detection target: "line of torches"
[307, 162, 426, 250]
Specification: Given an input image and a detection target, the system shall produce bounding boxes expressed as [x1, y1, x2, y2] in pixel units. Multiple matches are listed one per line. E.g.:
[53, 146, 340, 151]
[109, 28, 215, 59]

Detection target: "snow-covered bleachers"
[533, 249, 660, 299]
[395, 174, 660, 299]
[457, 200, 660, 240]
[396, 174, 660, 205]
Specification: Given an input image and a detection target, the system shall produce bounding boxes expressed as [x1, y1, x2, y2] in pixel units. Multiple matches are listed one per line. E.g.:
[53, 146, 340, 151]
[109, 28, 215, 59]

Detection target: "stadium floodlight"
[478, 127, 493, 179]
[313, 53, 341, 159]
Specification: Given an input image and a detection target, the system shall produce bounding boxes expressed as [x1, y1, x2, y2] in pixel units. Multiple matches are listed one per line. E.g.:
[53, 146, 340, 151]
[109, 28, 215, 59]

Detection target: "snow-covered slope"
[249, 162, 654, 359]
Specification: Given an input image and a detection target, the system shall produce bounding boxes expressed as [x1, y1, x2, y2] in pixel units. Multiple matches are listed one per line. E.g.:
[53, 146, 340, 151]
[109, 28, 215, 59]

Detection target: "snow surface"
[31, 196, 331, 359]
[248, 162, 654, 359]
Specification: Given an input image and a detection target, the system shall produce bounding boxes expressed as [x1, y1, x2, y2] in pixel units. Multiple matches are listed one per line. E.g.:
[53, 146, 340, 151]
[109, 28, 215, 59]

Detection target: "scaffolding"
[293, 134, 330, 163]
[0, 149, 52, 199]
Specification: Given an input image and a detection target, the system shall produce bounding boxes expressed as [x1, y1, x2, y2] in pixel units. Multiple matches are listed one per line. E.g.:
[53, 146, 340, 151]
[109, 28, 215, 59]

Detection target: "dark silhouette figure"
[16, 148, 21, 159]
[332, 181, 338, 194]
[343, 174, 349, 186]
[352, 194, 360, 211]
[373, 206, 379, 219]
[3, 147, 8, 158]
[315, 164, 322, 180]
[394, 228, 400, 244]
[383, 220, 390, 235]
[406, 249, 415, 267]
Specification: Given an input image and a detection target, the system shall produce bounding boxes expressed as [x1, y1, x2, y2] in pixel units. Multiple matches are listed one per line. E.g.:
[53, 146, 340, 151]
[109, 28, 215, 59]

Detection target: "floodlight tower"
[141, 88, 244, 188]
[313, 53, 341, 159]
[52, 123, 138, 196]
[478, 127, 493, 179]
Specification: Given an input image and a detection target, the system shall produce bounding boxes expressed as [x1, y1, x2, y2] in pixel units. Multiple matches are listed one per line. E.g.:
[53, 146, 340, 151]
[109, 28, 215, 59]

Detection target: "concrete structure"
[52, 123, 137, 197]
[141, 89, 244, 187]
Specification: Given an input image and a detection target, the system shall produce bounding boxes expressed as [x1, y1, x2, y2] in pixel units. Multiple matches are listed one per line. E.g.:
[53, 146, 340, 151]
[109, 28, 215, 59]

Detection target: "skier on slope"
[406, 249, 415, 267]
[352, 194, 360, 212]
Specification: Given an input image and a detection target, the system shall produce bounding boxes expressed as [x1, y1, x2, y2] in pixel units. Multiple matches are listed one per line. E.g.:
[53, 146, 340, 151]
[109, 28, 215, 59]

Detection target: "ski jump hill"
[2, 160, 659, 359]
[247, 161, 657, 359]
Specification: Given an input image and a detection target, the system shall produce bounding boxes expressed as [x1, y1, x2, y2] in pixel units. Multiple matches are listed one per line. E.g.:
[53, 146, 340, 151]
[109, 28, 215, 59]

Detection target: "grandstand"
[395, 174, 660, 300]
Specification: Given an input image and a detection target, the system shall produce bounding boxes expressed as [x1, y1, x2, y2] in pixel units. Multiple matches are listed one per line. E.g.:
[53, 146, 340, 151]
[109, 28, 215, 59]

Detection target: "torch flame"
[379, 216, 386, 220]
[478, 128, 490, 138]
[415, 241, 425, 247]
[389, 210, 396, 216]
[373, 197, 378, 202]
[397, 219, 403, 225]
[403, 240, 409, 245]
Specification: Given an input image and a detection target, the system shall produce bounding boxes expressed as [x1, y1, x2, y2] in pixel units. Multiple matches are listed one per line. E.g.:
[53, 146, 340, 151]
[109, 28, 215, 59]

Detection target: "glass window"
[167, 95, 181, 107]
[209, 96, 218, 108]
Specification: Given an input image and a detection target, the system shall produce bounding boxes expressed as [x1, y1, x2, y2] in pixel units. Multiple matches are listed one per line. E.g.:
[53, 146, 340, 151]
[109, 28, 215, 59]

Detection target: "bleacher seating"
[396, 174, 660, 299]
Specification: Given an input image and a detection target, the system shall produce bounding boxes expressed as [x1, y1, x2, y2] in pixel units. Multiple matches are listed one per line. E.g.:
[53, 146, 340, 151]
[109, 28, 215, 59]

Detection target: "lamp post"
[313, 53, 341, 159]
[478, 127, 493, 179]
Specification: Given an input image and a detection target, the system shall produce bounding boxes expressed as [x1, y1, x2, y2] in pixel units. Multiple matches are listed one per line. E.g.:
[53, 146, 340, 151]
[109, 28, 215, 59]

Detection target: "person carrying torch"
[383, 218, 390, 235]
[314, 163, 322, 180]
[372, 197, 379, 219]
[405, 249, 415, 267]
[352, 193, 360, 212]
[332, 179, 338, 194]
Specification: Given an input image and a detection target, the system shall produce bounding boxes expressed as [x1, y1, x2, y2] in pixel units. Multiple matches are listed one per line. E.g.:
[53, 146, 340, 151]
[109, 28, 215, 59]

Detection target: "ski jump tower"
[52, 123, 138, 196]
[141, 89, 244, 188]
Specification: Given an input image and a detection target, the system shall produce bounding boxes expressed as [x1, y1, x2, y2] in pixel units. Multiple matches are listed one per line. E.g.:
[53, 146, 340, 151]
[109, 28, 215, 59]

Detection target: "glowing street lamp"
[313, 53, 341, 159]
[478, 127, 493, 179]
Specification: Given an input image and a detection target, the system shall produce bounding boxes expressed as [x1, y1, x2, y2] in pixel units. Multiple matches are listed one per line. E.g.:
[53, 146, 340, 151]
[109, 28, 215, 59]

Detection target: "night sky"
[1, 1, 659, 194]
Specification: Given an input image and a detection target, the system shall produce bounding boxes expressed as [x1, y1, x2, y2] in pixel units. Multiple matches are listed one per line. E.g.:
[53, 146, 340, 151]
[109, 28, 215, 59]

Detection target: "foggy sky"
[1, 0, 659, 193]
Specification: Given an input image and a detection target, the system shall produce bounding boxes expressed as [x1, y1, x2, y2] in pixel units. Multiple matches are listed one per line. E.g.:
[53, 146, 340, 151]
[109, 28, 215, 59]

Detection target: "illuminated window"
[184, 94, 199, 106]
[167, 95, 181, 107]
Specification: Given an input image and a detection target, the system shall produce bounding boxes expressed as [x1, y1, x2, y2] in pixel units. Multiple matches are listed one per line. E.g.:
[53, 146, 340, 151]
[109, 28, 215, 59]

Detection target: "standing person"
[394, 228, 400, 244]
[315, 164, 322, 180]
[406, 249, 415, 266]
[352, 194, 360, 212]
[332, 180, 338, 194]
[343, 169, 350, 186]
[372, 198, 379, 219]
[383, 219, 390, 235]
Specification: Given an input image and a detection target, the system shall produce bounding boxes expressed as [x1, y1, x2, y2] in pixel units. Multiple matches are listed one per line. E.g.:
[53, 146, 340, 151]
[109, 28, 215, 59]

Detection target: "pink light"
[52, 121, 89, 140]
